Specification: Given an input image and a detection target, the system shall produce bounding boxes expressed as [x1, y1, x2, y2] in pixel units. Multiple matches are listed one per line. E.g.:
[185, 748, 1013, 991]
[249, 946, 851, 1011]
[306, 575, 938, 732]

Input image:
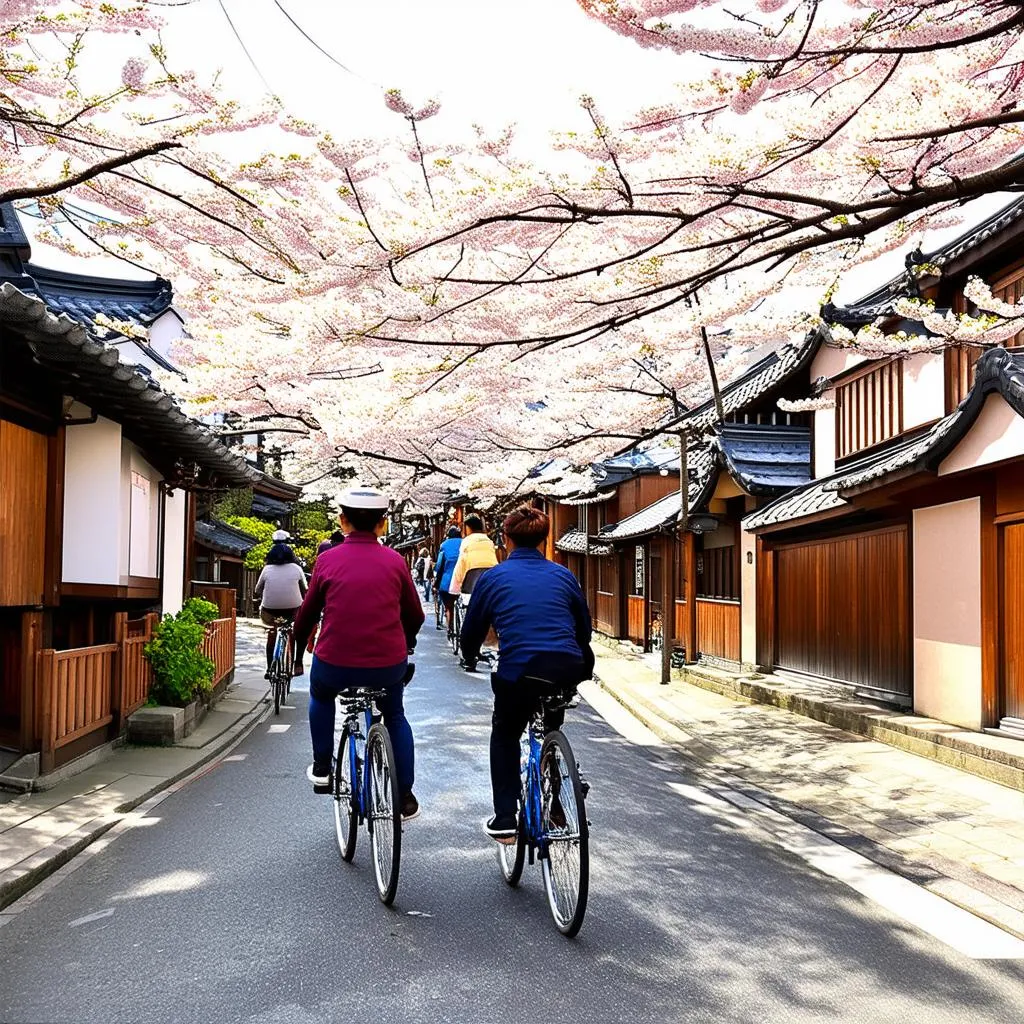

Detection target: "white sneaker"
[306, 764, 331, 789]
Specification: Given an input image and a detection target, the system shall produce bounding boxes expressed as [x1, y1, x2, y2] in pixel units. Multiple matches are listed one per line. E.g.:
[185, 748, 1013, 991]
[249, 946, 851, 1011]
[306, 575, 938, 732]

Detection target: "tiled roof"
[713, 423, 812, 496]
[672, 329, 822, 434]
[593, 443, 679, 487]
[252, 492, 293, 519]
[828, 196, 1024, 322]
[742, 477, 847, 531]
[560, 489, 616, 506]
[195, 518, 258, 557]
[745, 346, 1024, 530]
[598, 446, 717, 541]
[554, 528, 612, 556]
[27, 263, 173, 327]
[0, 283, 259, 487]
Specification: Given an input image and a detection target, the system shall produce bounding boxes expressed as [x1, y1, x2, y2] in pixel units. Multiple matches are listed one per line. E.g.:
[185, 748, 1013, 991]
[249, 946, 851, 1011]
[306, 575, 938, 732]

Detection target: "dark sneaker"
[306, 763, 332, 794]
[264, 669, 272, 680]
[485, 814, 518, 842]
[292, 661, 304, 677]
[401, 792, 420, 821]
[460, 659, 477, 673]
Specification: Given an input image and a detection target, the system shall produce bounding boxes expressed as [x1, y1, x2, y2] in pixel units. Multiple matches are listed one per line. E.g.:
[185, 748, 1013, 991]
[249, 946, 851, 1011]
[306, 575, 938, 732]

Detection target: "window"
[835, 360, 903, 460]
[697, 543, 739, 600]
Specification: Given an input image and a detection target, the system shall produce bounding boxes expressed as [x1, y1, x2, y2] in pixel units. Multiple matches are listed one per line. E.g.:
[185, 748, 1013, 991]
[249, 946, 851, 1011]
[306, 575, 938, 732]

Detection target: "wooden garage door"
[775, 525, 910, 703]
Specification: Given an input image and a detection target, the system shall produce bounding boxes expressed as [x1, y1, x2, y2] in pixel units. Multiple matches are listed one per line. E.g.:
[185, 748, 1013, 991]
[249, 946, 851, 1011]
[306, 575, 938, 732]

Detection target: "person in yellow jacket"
[450, 514, 498, 594]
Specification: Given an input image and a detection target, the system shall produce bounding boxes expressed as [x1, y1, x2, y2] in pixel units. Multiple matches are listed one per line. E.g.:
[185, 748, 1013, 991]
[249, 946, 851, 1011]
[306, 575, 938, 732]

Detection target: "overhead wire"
[216, 0, 277, 97]
[271, 0, 371, 83]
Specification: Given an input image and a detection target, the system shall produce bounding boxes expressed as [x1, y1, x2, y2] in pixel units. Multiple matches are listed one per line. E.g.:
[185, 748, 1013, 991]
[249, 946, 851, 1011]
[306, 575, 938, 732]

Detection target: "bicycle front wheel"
[272, 662, 283, 715]
[367, 723, 402, 905]
[539, 730, 589, 937]
[333, 725, 359, 862]
[497, 809, 526, 886]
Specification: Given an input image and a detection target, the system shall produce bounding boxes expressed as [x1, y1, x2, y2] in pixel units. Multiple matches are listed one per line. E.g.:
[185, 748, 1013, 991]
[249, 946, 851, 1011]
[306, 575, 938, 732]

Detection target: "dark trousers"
[308, 657, 414, 795]
[489, 676, 565, 819]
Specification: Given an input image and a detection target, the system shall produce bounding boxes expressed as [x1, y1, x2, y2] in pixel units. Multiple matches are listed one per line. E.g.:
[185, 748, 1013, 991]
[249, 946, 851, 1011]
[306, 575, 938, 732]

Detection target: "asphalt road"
[2, 615, 1024, 1024]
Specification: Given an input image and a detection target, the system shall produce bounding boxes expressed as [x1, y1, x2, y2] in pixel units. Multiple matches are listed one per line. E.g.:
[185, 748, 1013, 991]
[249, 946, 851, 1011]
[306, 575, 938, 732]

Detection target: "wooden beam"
[981, 484, 999, 727]
[661, 533, 675, 683]
[19, 610, 42, 753]
[682, 531, 697, 664]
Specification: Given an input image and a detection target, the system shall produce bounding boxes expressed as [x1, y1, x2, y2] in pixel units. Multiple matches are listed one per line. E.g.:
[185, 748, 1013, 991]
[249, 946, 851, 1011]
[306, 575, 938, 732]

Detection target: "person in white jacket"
[253, 531, 307, 678]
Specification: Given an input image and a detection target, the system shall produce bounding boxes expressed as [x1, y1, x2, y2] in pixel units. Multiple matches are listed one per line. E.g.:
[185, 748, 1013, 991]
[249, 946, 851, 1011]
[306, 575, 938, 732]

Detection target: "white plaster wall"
[740, 526, 757, 667]
[161, 489, 186, 615]
[814, 406, 836, 478]
[912, 498, 982, 730]
[938, 394, 1024, 476]
[903, 353, 945, 430]
[809, 345, 866, 381]
[63, 416, 122, 585]
[148, 308, 185, 359]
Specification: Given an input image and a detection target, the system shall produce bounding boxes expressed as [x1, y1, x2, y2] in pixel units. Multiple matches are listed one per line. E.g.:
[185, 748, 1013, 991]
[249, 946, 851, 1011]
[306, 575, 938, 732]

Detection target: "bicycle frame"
[520, 719, 548, 862]
[341, 705, 374, 821]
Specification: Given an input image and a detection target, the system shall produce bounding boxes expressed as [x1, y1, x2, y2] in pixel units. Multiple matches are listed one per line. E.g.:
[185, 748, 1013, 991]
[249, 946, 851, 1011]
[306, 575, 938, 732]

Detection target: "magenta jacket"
[294, 532, 424, 668]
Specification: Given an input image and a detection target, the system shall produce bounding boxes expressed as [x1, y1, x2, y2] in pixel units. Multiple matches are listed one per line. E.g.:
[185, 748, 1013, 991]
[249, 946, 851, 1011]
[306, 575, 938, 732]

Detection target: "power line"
[271, 0, 381, 87]
[217, 0, 277, 97]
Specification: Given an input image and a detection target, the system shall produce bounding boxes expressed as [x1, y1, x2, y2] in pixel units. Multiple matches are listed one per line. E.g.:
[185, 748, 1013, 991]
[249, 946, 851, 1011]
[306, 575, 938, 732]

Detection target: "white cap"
[271, 529, 290, 541]
[339, 486, 389, 511]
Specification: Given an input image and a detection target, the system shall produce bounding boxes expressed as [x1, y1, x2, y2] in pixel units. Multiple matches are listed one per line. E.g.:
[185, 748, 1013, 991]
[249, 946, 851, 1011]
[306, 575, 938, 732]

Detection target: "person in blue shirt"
[433, 525, 463, 631]
[460, 505, 594, 840]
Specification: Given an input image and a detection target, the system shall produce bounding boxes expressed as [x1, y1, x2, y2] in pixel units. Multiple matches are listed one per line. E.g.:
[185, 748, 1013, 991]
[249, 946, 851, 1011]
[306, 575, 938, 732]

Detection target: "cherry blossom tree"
[8, 1, 1024, 505]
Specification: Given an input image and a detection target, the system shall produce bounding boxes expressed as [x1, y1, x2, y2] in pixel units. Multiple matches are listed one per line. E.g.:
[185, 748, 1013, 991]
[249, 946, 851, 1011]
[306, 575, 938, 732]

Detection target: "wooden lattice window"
[698, 544, 739, 600]
[835, 360, 903, 460]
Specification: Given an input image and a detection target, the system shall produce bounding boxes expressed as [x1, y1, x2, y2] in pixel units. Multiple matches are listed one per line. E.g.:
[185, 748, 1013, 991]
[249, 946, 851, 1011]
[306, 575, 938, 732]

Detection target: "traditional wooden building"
[743, 196, 1024, 731]
[0, 209, 255, 774]
[549, 330, 820, 659]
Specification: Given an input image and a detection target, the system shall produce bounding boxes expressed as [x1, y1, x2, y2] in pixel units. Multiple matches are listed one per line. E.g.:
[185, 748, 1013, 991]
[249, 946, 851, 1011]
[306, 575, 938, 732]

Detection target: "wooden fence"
[202, 615, 236, 688]
[37, 610, 237, 773]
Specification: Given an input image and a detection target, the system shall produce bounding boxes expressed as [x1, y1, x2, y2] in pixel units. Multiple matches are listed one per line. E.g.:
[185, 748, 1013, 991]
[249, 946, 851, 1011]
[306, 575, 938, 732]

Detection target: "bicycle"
[433, 583, 443, 631]
[266, 616, 294, 716]
[332, 659, 415, 905]
[497, 678, 590, 937]
[448, 597, 463, 657]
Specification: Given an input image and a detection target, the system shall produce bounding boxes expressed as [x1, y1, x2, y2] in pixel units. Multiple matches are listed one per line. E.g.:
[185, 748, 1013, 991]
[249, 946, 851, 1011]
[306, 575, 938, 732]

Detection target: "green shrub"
[221, 516, 275, 570]
[144, 598, 220, 707]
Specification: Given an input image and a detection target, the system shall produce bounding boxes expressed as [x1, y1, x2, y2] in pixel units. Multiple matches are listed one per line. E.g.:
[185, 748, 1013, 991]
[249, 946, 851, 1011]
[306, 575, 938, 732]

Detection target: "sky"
[164, 0, 691, 145]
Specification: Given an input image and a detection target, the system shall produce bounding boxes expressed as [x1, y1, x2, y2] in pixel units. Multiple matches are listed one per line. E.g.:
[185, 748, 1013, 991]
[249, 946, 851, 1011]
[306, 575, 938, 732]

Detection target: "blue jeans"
[308, 656, 414, 795]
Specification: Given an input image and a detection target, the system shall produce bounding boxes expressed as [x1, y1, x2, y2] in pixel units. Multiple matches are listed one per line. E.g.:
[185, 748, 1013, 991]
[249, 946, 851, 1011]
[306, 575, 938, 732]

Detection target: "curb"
[675, 664, 1024, 793]
[0, 695, 269, 912]
[592, 671, 1024, 943]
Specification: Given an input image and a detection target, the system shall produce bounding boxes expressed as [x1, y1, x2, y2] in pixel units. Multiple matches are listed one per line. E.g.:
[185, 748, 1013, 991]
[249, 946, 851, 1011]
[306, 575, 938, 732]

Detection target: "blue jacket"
[460, 547, 593, 683]
[434, 536, 462, 593]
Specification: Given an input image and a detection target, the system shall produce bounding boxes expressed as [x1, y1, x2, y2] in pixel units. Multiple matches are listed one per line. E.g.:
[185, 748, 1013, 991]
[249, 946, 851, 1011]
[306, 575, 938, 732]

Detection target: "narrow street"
[1, 620, 1023, 1024]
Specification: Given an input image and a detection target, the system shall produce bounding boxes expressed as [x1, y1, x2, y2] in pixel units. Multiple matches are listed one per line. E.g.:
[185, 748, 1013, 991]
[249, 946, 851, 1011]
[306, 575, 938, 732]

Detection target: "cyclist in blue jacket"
[433, 524, 462, 631]
[460, 505, 593, 841]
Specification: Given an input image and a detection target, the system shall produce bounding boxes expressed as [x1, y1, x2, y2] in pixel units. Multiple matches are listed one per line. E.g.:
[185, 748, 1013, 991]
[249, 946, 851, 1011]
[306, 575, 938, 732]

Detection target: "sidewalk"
[0, 623, 270, 910]
[594, 647, 1024, 939]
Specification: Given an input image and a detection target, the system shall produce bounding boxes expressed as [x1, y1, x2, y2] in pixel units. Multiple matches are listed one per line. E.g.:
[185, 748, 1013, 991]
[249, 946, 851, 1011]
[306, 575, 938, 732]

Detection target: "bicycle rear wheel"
[333, 725, 359, 862]
[539, 730, 589, 937]
[449, 602, 461, 656]
[497, 809, 526, 886]
[367, 723, 402, 905]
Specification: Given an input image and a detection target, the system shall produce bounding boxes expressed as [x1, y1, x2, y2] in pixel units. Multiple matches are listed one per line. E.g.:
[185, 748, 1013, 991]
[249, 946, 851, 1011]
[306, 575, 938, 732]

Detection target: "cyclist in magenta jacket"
[294, 487, 424, 820]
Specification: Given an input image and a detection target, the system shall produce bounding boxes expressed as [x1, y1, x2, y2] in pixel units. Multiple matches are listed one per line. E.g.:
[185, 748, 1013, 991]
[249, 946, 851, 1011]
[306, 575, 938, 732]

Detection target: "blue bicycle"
[332, 687, 403, 904]
[497, 679, 590, 937]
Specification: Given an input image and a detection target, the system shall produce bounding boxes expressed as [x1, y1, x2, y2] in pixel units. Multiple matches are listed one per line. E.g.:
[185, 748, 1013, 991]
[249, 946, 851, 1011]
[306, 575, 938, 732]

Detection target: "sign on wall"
[634, 544, 645, 596]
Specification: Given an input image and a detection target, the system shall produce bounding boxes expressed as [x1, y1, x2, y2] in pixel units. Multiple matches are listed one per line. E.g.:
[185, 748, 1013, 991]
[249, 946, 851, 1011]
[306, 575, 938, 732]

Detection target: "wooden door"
[0, 420, 48, 607]
[1002, 523, 1024, 723]
[775, 525, 910, 704]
